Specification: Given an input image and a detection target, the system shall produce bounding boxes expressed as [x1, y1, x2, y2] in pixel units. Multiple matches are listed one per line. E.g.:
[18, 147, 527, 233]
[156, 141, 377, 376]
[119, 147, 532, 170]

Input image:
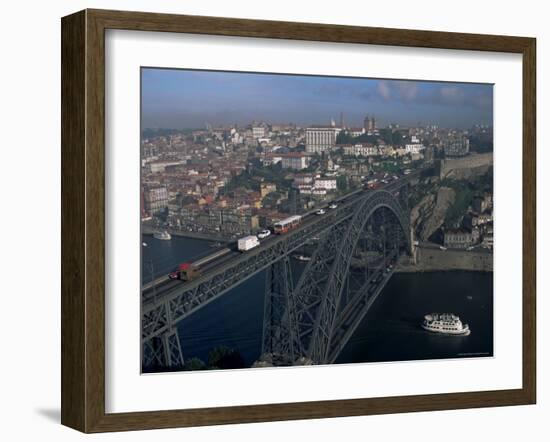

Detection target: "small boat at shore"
[422, 313, 470, 336]
[153, 230, 171, 240]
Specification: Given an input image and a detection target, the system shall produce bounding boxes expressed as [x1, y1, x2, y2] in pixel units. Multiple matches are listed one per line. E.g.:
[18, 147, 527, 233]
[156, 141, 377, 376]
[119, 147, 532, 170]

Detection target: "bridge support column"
[142, 297, 185, 370]
[143, 327, 184, 369]
[261, 256, 299, 364]
[162, 327, 185, 368]
[410, 226, 417, 263]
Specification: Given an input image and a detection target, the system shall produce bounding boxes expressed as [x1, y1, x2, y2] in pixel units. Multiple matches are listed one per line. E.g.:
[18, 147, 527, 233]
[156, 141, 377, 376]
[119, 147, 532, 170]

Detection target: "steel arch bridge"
[261, 190, 410, 366]
[142, 174, 423, 370]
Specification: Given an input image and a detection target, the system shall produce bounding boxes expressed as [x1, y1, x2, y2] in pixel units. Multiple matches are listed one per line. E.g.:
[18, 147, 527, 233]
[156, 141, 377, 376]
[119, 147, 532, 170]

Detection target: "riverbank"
[396, 246, 493, 273]
[142, 224, 232, 243]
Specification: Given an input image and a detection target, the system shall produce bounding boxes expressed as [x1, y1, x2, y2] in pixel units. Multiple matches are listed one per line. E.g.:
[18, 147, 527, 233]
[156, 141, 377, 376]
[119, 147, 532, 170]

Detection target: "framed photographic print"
[61, 9, 536, 433]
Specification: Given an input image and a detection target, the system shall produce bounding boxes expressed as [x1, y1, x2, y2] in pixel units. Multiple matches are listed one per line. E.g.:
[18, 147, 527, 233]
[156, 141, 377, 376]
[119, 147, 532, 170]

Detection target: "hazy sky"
[141, 68, 493, 129]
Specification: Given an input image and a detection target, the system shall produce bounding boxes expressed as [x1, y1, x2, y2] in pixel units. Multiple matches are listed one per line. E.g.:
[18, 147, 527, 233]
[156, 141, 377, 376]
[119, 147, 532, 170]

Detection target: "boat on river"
[153, 230, 171, 240]
[422, 313, 470, 336]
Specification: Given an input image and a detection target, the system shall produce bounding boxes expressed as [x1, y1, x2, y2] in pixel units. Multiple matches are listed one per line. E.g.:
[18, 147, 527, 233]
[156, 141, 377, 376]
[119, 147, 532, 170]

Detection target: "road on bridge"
[143, 167, 428, 303]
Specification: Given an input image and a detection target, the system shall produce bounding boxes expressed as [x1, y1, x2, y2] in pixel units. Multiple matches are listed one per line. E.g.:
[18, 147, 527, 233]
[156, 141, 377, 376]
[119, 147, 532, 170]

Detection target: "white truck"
[238, 235, 260, 252]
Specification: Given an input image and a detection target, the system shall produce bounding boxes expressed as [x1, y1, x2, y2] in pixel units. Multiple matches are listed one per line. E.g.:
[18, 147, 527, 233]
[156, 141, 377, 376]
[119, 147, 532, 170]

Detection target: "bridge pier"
[162, 328, 185, 368]
[261, 256, 300, 364]
[143, 327, 184, 370]
[410, 226, 417, 263]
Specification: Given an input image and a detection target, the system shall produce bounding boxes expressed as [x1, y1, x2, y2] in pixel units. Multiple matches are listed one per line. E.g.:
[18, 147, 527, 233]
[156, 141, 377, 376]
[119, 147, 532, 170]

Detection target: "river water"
[142, 234, 493, 367]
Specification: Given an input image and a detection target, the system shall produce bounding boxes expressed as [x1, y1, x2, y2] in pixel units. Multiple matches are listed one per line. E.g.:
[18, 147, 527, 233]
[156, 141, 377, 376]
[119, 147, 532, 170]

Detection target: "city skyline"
[141, 66, 494, 373]
[141, 68, 493, 130]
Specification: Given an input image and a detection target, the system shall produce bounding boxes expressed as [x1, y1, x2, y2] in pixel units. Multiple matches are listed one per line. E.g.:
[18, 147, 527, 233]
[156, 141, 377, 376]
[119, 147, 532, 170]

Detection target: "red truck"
[168, 247, 232, 281]
[169, 263, 200, 281]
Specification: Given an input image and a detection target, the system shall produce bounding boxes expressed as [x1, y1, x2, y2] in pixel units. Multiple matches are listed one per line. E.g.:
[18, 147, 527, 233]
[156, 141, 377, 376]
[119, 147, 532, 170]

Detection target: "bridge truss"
[261, 190, 410, 365]
[142, 180, 419, 370]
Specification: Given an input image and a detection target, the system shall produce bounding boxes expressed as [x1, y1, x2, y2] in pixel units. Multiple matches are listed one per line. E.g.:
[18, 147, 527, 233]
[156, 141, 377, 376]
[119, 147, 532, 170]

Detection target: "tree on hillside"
[207, 346, 246, 370]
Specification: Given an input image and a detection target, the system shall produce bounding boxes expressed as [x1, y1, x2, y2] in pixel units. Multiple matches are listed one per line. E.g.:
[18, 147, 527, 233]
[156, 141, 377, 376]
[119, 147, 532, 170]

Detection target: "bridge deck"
[141, 167, 432, 344]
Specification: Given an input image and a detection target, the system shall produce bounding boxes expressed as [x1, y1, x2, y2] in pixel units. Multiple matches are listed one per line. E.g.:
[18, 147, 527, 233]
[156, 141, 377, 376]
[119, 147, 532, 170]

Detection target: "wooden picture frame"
[61, 8, 536, 433]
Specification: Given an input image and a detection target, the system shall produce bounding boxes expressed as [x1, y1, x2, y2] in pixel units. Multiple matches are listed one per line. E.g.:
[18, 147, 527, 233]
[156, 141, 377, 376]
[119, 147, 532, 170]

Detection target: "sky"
[141, 68, 493, 130]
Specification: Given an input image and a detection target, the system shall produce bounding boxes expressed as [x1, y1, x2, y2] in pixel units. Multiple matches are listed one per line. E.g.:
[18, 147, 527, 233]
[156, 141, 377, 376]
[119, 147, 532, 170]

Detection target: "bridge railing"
[141, 199, 359, 341]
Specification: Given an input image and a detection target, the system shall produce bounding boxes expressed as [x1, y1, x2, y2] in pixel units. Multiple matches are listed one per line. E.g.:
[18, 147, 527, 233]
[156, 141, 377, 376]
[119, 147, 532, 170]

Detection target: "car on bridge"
[316, 209, 326, 215]
[328, 203, 338, 209]
[257, 229, 271, 239]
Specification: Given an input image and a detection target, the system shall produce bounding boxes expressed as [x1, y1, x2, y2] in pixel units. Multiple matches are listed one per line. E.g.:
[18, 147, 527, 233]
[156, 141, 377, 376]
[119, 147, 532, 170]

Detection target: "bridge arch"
[351, 189, 410, 251]
[298, 190, 411, 364]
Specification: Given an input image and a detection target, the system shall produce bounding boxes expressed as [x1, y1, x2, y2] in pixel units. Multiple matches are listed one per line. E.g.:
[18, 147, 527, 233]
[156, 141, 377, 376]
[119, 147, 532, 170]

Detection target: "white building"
[405, 143, 425, 154]
[231, 132, 242, 144]
[252, 126, 266, 139]
[293, 174, 315, 186]
[306, 127, 342, 153]
[149, 160, 183, 173]
[348, 128, 365, 137]
[143, 186, 168, 214]
[472, 213, 493, 226]
[314, 177, 337, 190]
[342, 144, 379, 157]
[281, 153, 309, 170]
[312, 188, 328, 196]
[482, 234, 494, 248]
[444, 136, 470, 157]
[297, 185, 314, 195]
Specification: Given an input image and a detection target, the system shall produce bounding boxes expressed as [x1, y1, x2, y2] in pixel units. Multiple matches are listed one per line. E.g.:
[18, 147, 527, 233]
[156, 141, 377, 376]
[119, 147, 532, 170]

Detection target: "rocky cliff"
[410, 186, 455, 241]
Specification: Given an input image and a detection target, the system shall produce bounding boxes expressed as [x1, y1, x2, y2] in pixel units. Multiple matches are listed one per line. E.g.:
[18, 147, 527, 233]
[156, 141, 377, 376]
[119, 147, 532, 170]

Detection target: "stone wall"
[440, 152, 493, 180]
[397, 246, 493, 273]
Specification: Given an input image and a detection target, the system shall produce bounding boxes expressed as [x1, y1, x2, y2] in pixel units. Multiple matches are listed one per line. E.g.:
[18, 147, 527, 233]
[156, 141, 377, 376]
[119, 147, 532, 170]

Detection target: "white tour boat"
[153, 230, 172, 240]
[422, 313, 470, 336]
